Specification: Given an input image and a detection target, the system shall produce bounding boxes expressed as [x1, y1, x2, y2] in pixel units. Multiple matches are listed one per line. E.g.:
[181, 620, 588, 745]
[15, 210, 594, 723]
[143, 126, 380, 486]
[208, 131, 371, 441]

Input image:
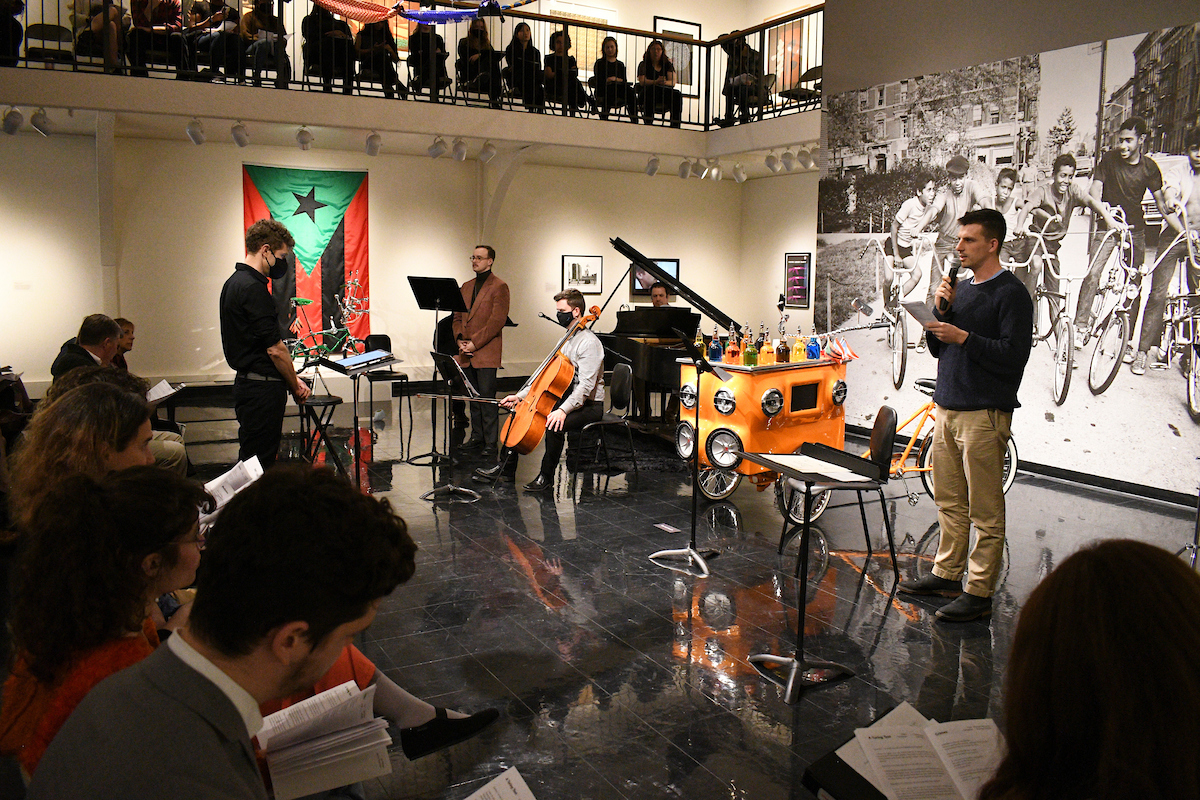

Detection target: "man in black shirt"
[898, 209, 1033, 622]
[219, 218, 310, 468]
[51, 314, 122, 380]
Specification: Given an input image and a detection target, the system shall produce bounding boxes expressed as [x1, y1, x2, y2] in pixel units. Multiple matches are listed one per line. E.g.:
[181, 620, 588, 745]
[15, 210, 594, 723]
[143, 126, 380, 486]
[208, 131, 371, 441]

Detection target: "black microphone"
[939, 265, 960, 312]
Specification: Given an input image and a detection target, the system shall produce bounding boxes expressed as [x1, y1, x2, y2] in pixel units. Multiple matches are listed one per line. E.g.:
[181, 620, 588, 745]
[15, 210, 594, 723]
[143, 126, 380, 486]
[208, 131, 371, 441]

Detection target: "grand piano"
[598, 239, 743, 424]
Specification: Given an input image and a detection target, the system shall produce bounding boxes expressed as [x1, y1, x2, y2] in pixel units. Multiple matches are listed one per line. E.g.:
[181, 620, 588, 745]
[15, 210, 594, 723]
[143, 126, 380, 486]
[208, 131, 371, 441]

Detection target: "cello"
[500, 305, 600, 455]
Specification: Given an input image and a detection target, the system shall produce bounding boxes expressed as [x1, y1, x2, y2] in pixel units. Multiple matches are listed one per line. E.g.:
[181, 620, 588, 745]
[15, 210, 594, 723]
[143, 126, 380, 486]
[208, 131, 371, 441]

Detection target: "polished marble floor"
[185, 401, 1197, 799]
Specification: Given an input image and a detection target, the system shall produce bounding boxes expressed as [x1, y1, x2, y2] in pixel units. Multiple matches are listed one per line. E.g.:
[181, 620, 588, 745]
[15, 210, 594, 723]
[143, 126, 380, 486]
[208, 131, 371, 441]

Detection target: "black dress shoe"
[523, 474, 551, 492]
[399, 707, 499, 760]
[479, 446, 497, 461]
[459, 438, 486, 451]
[473, 463, 514, 483]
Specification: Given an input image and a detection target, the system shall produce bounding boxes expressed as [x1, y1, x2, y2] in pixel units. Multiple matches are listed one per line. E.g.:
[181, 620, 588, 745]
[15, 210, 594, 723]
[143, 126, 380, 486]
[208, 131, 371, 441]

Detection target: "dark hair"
[649, 281, 667, 294]
[959, 208, 1006, 247]
[475, 244, 496, 260]
[10, 467, 213, 683]
[188, 466, 417, 656]
[641, 39, 673, 74]
[549, 30, 571, 51]
[11, 383, 151, 529]
[1051, 153, 1077, 175]
[508, 21, 531, 50]
[1184, 126, 1200, 150]
[245, 218, 295, 255]
[979, 540, 1200, 800]
[42, 365, 150, 407]
[113, 317, 133, 330]
[190, 0, 208, 15]
[600, 35, 617, 57]
[1117, 116, 1149, 138]
[466, 17, 491, 49]
[553, 288, 585, 313]
[76, 314, 122, 347]
[997, 167, 1019, 185]
[911, 172, 934, 194]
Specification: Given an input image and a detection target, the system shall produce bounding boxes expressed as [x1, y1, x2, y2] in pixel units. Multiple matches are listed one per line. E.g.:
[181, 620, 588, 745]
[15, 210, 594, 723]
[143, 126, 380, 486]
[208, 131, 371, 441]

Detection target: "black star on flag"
[291, 187, 327, 223]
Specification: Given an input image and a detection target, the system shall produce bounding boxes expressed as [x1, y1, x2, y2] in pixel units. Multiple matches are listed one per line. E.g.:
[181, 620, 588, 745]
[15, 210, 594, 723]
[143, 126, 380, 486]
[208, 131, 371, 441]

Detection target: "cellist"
[473, 289, 605, 492]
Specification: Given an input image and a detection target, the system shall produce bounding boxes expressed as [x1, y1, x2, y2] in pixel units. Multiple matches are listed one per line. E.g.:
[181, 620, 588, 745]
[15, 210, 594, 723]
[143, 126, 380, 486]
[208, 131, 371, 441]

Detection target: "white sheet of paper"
[748, 452, 875, 483]
[836, 702, 929, 793]
[146, 379, 180, 403]
[925, 719, 1003, 800]
[464, 766, 538, 800]
[901, 301, 938, 326]
[855, 728, 962, 800]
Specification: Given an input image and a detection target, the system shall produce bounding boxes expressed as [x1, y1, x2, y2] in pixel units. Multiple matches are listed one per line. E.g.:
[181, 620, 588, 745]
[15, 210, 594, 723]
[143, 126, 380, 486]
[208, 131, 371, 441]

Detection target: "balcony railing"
[3, 0, 822, 130]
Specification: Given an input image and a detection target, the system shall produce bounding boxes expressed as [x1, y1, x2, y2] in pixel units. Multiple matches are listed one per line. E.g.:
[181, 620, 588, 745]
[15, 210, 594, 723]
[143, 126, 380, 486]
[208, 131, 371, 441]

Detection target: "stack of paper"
[198, 457, 263, 532]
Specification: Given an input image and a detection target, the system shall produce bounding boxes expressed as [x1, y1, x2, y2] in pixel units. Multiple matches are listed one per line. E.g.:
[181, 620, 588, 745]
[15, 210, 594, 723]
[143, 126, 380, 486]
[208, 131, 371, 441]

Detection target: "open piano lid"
[610, 238, 742, 337]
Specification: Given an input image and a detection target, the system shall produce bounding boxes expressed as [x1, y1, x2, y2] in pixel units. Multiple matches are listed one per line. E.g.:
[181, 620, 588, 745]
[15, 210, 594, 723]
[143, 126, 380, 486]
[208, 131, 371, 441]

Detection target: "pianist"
[649, 282, 670, 307]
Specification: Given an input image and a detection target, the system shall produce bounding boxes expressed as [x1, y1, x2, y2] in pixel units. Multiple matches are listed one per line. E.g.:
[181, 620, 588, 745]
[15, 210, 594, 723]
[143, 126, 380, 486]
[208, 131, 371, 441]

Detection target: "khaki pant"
[929, 406, 1011, 597]
[151, 429, 188, 475]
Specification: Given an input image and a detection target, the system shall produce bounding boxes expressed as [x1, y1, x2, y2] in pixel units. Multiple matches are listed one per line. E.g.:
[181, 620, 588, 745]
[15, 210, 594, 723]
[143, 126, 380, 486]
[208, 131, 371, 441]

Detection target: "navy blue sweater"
[929, 269, 1033, 412]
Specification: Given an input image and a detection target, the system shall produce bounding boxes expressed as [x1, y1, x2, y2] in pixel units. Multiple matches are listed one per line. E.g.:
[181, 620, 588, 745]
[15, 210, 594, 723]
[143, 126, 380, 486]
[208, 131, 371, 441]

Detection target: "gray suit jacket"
[26, 645, 268, 800]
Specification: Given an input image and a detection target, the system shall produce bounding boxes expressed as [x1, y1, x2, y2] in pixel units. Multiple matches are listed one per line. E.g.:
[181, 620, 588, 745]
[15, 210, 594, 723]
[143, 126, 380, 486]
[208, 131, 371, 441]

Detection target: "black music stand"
[406, 277, 467, 468]
[318, 349, 401, 490]
[649, 329, 732, 577]
[422, 351, 481, 503]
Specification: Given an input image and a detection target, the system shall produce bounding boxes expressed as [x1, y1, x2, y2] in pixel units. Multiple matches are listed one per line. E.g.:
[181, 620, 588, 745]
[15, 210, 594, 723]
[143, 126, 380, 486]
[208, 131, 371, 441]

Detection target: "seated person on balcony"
[544, 30, 593, 115]
[717, 33, 762, 126]
[302, 4, 354, 94]
[355, 19, 407, 99]
[636, 39, 682, 128]
[504, 22, 543, 111]
[408, 20, 448, 102]
[592, 36, 635, 123]
[239, 0, 289, 87]
[75, 0, 128, 72]
[0, 0, 22, 68]
[457, 18, 501, 108]
[126, 0, 184, 77]
[183, 0, 238, 75]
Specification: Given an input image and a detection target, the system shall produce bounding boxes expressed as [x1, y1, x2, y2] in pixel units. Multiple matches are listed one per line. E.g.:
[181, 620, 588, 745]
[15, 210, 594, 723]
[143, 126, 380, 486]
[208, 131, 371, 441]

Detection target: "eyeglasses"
[180, 532, 206, 550]
[471, 256, 490, 261]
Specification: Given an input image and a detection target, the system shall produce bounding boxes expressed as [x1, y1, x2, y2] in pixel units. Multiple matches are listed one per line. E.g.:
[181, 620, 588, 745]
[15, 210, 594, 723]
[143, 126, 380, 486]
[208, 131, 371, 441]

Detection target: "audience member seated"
[544, 30, 592, 116]
[184, 0, 240, 75]
[407, 20, 449, 102]
[24, 467, 498, 797]
[636, 39, 682, 128]
[978, 539, 1200, 800]
[239, 0, 288, 87]
[112, 316, 135, 370]
[302, 3, 354, 94]
[0, 0, 22, 68]
[72, 0, 128, 71]
[42, 367, 189, 475]
[50, 313, 122, 380]
[0, 467, 212, 777]
[503, 21, 543, 111]
[717, 33, 763, 126]
[456, 17, 501, 108]
[125, 0, 185, 77]
[355, 18, 407, 99]
[591, 35, 635, 123]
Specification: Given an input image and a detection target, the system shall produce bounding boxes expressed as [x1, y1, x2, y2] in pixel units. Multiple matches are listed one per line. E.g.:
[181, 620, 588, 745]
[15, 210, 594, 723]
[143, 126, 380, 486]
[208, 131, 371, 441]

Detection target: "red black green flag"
[242, 165, 370, 350]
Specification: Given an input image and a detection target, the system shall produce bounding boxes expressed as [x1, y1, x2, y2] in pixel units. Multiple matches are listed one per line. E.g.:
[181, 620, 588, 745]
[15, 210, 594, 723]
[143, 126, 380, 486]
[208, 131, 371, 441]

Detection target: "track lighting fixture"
[2, 107, 22, 135]
[765, 150, 781, 174]
[452, 137, 467, 161]
[296, 126, 313, 151]
[365, 131, 382, 156]
[732, 163, 747, 184]
[185, 118, 205, 146]
[781, 149, 796, 172]
[230, 121, 250, 147]
[428, 136, 447, 159]
[30, 108, 50, 137]
[708, 160, 722, 181]
[690, 159, 706, 179]
[479, 140, 497, 164]
[645, 154, 660, 177]
[796, 147, 814, 170]
[806, 147, 820, 168]
[677, 159, 691, 179]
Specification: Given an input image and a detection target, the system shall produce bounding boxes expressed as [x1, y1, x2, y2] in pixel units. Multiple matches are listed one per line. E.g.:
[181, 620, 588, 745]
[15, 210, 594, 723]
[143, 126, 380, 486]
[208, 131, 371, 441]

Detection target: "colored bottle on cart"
[756, 323, 767, 353]
[775, 333, 790, 363]
[760, 334, 775, 365]
[791, 327, 806, 362]
[806, 327, 821, 360]
[743, 322, 758, 366]
[708, 325, 723, 363]
[694, 328, 705, 354]
[724, 328, 741, 365]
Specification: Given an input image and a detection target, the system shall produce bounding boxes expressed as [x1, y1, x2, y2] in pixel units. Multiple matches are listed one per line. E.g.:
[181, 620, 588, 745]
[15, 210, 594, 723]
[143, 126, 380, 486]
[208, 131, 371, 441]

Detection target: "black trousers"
[233, 377, 287, 468]
[463, 365, 498, 446]
[497, 400, 603, 478]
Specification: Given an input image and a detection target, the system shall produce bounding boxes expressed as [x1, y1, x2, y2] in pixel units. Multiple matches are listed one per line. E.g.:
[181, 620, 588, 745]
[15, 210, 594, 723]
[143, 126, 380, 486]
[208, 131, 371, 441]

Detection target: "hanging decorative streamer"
[307, 0, 537, 26]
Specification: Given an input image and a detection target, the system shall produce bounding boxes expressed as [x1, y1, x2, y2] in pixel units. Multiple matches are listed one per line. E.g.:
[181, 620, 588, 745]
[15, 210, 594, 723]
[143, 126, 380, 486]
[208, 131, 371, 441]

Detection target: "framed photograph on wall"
[784, 252, 811, 309]
[653, 16, 701, 98]
[631, 259, 679, 296]
[562, 255, 603, 294]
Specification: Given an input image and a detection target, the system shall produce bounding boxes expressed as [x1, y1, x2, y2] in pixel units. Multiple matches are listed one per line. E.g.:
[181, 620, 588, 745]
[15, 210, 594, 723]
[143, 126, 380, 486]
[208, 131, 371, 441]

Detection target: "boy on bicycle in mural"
[884, 173, 937, 308]
[995, 168, 1024, 270]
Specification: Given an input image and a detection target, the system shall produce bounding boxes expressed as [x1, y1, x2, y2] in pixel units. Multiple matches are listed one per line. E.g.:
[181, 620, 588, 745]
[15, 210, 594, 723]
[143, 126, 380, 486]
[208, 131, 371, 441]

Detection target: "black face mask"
[556, 310, 575, 327]
[268, 251, 290, 280]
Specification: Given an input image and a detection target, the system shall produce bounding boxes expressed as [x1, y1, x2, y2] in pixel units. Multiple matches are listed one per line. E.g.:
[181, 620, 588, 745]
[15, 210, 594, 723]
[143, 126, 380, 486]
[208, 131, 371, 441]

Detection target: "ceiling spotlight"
[185, 118, 205, 146]
[2, 107, 22, 135]
[296, 126, 314, 151]
[781, 149, 796, 172]
[645, 154, 660, 177]
[365, 131, 382, 157]
[708, 160, 722, 181]
[733, 163, 747, 183]
[690, 159, 706, 179]
[807, 146, 821, 167]
[479, 140, 497, 163]
[30, 108, 50, 137]
[452, 137, 467, 162]
[678, 159, 691, 179]
[230, 121, 250, 147]
[796, 148, 814, 170]
[765, 151, 781, 173]
[428, 136, 447, 159]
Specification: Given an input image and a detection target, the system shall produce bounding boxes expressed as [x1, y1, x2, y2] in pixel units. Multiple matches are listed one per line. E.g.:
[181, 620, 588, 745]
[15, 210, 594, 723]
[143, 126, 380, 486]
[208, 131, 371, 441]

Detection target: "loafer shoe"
[523, 474, 551, 492]
[897, 574, 963, 597]
[473, 464, 514, 483]
[934, 592, 992, 622]
[459, 438, 486, 451]
[400, 707, 499, 760]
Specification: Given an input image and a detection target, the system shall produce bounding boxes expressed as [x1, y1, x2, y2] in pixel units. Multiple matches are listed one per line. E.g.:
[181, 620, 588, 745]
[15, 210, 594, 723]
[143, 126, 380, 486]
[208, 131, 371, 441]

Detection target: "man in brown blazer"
[453, 245, 510, 457]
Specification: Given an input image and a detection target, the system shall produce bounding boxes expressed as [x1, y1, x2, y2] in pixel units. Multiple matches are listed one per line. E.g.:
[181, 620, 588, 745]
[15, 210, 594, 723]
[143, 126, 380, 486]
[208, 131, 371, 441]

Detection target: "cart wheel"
[1088, 312, 1128, 395]
[774, 480, 831, 524]
[1052, 316, 1073, 406]
[698, 467, 741, 500]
